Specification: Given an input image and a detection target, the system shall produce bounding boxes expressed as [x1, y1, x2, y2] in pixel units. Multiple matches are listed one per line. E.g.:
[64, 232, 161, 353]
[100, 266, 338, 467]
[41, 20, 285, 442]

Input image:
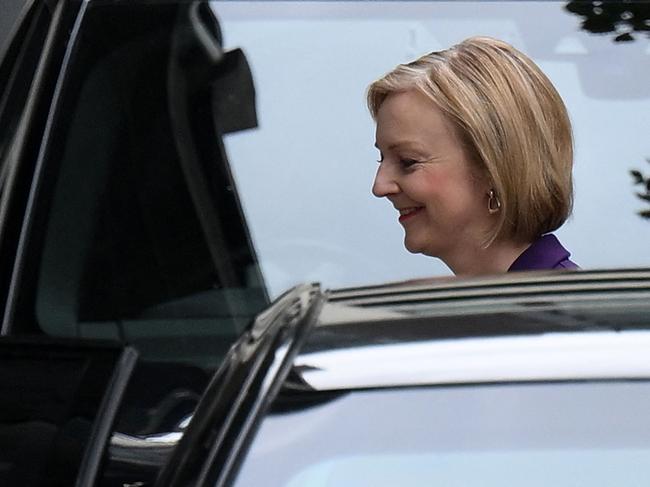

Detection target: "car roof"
[287, 269, 650, 391]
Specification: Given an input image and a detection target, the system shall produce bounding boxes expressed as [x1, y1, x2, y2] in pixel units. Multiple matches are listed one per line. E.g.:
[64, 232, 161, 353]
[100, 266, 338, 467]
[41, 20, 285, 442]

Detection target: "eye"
[399, 158, 419, 169]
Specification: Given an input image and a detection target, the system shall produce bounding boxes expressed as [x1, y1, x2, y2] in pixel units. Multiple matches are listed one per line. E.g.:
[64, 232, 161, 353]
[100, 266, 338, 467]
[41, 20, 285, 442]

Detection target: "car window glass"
[23, 2, 268, 370]
[234, 381, 650, 487]
[212, 1, 650, 296]
[11, 3, 270, 481]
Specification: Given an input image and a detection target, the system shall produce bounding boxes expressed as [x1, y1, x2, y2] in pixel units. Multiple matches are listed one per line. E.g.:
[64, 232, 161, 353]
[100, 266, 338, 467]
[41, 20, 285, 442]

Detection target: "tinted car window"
[4, 2, 270, 482]
[12, 2, 267, 371]
[234, 381, 650, 487]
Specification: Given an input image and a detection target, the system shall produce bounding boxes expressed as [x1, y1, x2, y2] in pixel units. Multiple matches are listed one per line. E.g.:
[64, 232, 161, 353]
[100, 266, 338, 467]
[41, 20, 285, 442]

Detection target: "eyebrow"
[374, 141, 426, 152]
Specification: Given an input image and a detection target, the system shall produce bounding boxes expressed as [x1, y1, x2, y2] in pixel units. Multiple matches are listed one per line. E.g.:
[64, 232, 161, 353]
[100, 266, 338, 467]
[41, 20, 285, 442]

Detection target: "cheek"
[415, 171, 465, 203]
[408, 172, 445, 198]
[420, 171, 485, 214]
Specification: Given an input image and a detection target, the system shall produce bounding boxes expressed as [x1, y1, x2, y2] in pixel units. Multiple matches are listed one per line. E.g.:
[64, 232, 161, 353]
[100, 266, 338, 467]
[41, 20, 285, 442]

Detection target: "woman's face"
[372, 89, 492, 264]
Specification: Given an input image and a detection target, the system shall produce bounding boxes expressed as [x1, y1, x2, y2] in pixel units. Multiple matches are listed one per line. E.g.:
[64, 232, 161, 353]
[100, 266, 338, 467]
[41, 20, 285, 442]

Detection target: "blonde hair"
[367, 36, 573, 244]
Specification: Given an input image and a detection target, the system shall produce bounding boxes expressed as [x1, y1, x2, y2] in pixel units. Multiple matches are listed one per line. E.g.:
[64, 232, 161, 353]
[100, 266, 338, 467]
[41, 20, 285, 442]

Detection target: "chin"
[403, 237, 426, 255]
[404, 236, 440, 258]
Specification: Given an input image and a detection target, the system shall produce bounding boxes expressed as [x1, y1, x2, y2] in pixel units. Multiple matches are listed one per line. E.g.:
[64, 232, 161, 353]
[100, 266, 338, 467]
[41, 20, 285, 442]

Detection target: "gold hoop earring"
[488, 189, 501, 214]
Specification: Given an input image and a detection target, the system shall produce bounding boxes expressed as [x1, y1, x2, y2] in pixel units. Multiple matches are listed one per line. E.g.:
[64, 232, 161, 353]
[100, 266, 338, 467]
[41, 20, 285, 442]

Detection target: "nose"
[372, 162, 400, 198]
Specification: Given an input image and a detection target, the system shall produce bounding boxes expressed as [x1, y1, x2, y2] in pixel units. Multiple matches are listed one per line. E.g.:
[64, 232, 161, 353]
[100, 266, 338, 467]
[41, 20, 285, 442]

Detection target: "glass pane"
[30, 1, 268, 370]
[19, 3, 271, 483]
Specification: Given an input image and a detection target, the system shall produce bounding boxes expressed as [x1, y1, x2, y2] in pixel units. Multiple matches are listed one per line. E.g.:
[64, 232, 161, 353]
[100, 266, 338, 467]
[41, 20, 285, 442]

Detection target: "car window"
[211, 1, 650, 296]
[16, 1, 269, 371]
[5, 3, 270, 481]
[234, 381, 650, 487]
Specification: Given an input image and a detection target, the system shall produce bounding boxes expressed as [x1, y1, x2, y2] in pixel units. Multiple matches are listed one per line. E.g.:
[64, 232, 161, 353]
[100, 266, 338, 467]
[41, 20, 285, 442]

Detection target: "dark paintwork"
[156, 283, 324, 487]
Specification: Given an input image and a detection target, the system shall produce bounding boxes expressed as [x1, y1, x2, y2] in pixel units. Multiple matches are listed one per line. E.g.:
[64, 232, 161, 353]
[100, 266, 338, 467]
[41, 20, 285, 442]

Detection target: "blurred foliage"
[565, 1, 650, 42]
[566, 1, 650, 220]
[630, 159, 650, 219]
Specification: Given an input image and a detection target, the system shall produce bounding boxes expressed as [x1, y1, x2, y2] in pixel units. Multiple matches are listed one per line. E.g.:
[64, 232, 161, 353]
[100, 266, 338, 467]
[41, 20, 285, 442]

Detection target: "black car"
[1, 0, 267, 484]
[161, 271, 650, 487]
[2, 0, 650, 486]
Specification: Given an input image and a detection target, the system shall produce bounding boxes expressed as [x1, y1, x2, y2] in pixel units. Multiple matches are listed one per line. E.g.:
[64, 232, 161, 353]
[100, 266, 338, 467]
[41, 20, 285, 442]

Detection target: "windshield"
[212, 1, 650, 296]
[234, 381, 650, 487]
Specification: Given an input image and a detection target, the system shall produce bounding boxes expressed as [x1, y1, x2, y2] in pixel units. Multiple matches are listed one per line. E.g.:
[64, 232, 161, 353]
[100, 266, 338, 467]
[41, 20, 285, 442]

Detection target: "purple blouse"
[508, 234, 579, 272]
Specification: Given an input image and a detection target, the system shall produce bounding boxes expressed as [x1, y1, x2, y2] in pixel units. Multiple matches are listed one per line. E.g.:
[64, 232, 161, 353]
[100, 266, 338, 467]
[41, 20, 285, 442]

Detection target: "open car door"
[0, 337, 137, 486]
[0, 0, 268, 485]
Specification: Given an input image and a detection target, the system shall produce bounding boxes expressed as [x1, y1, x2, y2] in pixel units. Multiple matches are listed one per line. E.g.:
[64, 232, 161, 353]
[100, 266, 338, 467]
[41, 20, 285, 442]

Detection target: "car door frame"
[155, 283, 324, 487]
[0, 0, 85, 333]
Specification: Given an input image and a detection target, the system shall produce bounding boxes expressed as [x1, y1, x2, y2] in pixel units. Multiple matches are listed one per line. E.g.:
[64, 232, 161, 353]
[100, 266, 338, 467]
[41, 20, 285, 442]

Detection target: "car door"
[0, 0, 268, 485]
[0, 0, 79, 317]
[0, 336, 137, 487]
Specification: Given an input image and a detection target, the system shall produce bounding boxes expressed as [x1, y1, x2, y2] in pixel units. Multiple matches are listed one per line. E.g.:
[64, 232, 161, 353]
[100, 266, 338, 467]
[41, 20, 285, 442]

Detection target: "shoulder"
[554, 258, 580, 270]
[508, 234, 579, 272]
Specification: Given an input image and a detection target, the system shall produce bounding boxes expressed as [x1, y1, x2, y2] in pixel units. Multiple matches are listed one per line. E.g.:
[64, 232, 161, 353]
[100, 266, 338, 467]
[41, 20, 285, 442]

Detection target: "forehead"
[375, 90, 456, 148]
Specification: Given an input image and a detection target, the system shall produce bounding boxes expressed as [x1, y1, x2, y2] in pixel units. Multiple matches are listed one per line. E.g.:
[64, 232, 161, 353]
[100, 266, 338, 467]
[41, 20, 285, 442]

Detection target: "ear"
[470, 163, 492, 192]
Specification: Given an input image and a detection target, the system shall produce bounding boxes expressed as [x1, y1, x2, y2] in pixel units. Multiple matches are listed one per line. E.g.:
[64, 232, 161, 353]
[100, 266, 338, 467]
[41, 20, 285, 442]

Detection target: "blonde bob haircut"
[367, 36, 573, 245]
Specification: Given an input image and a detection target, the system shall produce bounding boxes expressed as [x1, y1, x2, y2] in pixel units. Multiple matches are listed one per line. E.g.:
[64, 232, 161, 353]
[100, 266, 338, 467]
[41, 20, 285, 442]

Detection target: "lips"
[398, 206, 424, 223]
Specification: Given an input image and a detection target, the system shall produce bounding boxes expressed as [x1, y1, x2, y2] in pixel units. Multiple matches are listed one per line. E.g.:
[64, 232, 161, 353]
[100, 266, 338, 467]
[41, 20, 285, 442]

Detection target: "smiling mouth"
[398, 207, 424, 223]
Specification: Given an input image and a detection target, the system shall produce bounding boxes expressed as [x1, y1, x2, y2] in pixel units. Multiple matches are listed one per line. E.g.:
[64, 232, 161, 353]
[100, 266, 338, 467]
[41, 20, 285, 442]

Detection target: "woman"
[368, 36, 578, 275]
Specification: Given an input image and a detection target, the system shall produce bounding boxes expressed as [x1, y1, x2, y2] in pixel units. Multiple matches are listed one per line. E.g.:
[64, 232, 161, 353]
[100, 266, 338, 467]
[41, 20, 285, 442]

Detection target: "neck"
[443, 238, 532, 276]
